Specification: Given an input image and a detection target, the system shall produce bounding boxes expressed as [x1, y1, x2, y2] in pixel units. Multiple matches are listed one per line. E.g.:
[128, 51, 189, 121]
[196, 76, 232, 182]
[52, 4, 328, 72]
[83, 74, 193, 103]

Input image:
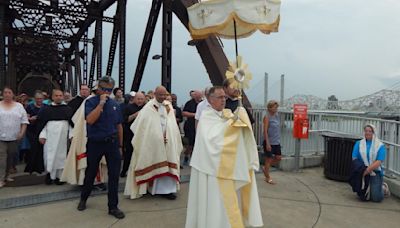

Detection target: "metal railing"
[250, 108, 400, 176]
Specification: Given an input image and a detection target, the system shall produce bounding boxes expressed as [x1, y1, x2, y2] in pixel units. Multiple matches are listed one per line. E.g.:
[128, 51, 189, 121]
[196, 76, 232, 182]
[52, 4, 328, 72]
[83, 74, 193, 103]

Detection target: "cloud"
[97, 0, 400, 105]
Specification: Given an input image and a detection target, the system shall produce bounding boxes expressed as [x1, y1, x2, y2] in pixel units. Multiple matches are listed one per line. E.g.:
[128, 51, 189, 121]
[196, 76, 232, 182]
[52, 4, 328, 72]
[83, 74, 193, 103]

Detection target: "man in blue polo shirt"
[77, 76, 125, 219]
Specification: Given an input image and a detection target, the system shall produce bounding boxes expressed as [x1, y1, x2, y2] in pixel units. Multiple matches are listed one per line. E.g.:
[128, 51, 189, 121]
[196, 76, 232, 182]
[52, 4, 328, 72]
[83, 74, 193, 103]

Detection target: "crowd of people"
[0, 75, 390, 225]
[0, 83, 171, 183]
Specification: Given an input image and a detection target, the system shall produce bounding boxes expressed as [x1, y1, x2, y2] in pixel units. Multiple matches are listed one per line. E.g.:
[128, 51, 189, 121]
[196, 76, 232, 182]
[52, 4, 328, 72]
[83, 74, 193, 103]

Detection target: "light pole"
[161, 0, 172, 92]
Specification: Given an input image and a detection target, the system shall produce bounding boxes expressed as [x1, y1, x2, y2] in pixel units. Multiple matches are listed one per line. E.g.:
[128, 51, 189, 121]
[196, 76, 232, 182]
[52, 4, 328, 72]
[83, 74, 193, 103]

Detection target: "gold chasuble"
[124, 99, 183, 199]
[186, 107, 263, 228]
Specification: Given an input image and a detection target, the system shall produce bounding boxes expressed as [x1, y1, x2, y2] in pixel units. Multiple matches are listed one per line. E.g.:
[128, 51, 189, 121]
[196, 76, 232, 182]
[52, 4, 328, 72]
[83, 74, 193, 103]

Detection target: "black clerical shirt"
[37, 104, 74, 133]
[183, 98, 199, 131]
[68, 96, 84, 115]
[225, 97, 255, 124]
[123, 103, 144, 139]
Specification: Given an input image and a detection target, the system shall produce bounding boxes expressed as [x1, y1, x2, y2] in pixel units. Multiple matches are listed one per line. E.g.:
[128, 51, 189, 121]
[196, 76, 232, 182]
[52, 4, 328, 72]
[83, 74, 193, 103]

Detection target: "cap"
[91, 81, 98, 91]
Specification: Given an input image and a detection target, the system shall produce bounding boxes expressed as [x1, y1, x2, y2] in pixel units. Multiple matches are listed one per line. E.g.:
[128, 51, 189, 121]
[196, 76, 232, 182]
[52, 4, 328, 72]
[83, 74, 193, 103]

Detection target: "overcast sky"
[100, 0, 400, 105]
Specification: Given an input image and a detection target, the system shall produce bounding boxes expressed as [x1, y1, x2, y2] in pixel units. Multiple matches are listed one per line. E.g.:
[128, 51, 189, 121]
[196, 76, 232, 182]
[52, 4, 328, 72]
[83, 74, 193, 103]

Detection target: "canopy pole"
[233, 19, 243, 108]
[233, 19, 239, 68]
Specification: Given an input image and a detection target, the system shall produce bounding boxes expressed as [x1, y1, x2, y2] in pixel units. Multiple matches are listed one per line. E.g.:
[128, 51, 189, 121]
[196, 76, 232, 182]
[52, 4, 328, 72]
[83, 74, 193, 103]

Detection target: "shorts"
[262, 140, 281, 158]
[184, 128, 196, 146]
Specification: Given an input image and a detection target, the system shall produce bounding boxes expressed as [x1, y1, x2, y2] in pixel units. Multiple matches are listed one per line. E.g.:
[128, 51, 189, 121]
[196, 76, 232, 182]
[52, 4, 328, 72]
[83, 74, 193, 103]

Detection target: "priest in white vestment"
[186, 86, 263, 228]
[124, 86, 183, 200]
[38, 89, 73, 184]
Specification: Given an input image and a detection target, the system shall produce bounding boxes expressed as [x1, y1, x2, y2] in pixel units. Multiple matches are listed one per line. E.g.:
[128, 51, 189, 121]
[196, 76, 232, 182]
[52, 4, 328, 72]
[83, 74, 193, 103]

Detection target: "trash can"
[322, 132, 362, 181]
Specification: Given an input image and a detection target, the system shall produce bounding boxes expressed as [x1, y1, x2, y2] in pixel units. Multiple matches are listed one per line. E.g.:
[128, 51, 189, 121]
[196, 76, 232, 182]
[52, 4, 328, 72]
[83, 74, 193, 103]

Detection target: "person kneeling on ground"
[349, 124, 390, 202]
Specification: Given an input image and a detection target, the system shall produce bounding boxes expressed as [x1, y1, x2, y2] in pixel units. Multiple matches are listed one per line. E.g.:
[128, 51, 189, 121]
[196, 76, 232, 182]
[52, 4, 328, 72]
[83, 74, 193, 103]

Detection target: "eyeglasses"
[210, 95, 226, 100]
[99, 87, 113, 93]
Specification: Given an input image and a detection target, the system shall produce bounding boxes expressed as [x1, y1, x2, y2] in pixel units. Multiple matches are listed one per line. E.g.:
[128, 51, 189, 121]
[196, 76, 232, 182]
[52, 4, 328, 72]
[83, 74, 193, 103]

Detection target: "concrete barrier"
[384, 177, 400, 199]
[278, 154, 323, 171]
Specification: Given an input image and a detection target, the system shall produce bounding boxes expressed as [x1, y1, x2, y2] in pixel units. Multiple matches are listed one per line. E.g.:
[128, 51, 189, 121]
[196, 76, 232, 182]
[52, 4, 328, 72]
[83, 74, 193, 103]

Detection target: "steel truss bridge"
[1, 0, 250, 104]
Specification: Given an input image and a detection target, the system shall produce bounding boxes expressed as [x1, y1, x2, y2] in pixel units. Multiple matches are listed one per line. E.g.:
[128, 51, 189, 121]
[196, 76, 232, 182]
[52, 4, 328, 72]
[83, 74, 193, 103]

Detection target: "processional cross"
[197, 8, 213, 25]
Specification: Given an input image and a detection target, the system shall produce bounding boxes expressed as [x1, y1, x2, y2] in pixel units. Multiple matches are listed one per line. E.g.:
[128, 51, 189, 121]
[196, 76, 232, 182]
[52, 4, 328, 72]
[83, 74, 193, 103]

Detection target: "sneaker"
[93, 183, 107, 191]
[162, 193, 177, 200]
[0, 181, 5, 188]
[54, 178, 65, 185]
[45, 174, 53, 185]
[77, 200, 87, 211]
[108, 208, 125, 219]
[383, 182, 391, 198]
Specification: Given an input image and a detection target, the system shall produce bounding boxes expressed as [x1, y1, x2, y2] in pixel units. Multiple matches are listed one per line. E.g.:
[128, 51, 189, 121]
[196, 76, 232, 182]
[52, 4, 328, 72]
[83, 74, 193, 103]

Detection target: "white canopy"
[187, 0, 281, 39]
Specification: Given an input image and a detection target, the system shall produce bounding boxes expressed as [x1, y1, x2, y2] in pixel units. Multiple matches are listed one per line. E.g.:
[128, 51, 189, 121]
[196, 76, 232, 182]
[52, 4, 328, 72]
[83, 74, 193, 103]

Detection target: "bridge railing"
[250, 108, 400, 177]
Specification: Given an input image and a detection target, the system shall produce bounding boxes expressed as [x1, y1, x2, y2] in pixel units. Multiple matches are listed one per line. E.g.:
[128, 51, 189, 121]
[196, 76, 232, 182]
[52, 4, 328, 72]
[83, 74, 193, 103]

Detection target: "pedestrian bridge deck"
[0, 167, 399, 228]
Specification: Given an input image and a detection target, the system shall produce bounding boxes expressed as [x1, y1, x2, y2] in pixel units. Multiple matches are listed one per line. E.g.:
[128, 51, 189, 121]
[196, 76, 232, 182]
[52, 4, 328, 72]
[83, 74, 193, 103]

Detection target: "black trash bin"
[322, 132, 362, 181]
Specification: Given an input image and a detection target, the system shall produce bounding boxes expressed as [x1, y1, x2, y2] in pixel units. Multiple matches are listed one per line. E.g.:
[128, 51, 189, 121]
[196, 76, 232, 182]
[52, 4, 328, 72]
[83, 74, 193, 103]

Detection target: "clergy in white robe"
[124, 86, 183, 200]
[38, 90, 73, 183]
[186, 86, 263, 228]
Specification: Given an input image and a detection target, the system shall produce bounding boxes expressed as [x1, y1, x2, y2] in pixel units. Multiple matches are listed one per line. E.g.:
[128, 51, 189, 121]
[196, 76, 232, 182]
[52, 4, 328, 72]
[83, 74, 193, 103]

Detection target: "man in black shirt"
[68, 84, 90, 115]
[182, 90, 202, 165]
[223, 78, 255, 124]
[120, 92, 146, 177]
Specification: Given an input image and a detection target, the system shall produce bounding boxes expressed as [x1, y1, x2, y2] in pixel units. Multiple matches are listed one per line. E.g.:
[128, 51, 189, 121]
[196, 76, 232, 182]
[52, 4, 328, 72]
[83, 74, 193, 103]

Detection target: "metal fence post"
[294, 138, 301, 171]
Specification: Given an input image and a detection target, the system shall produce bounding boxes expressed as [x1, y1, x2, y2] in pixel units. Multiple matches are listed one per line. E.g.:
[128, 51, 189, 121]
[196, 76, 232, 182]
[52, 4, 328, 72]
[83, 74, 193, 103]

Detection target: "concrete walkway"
[0, 167, 399, 228]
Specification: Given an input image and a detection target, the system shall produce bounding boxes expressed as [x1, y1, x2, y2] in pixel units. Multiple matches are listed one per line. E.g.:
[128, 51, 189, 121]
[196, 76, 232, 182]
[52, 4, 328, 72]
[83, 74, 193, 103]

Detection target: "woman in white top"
[0, 87, 29, 187]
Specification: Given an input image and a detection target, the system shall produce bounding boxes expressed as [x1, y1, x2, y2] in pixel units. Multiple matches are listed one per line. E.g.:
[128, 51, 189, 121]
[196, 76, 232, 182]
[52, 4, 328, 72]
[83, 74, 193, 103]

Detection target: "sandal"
[265, 178, 276, 185]
[383, 182, 391, 198]
[5, 177, 14, 182]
